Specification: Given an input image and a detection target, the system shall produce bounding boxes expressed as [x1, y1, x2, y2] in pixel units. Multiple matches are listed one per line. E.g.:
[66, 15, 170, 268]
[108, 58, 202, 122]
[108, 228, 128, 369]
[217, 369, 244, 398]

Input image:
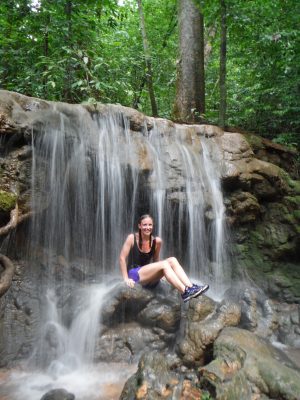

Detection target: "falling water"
[0, 281, 136, 400]
[29, 106, 228, 286]
[1, 104, 230, 398]
[201, 137, 229, 293]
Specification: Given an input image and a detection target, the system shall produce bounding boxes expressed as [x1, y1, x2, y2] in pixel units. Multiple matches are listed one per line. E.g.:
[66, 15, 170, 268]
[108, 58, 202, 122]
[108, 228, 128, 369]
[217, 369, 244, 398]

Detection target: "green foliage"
[0, 0, 299, 138]
[273, 133, 300, 150]
[201, 391, 214, 400]
[204, 0, 300, 137]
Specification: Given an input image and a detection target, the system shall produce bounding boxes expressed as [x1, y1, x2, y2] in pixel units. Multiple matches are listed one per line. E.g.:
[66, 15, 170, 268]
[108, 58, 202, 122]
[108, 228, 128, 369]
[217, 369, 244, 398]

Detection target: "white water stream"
[0, 283, 136, 400]
[1, 105, 230, 398]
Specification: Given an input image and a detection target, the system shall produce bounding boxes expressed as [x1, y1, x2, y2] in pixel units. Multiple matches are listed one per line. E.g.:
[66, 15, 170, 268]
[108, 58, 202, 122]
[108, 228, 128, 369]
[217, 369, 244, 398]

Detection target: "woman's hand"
[125, 278, 135, 288]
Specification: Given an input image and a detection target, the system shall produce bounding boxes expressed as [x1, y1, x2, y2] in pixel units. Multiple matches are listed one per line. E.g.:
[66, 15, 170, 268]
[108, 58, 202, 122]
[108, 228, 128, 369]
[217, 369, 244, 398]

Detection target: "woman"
[119, 214, 209, 302]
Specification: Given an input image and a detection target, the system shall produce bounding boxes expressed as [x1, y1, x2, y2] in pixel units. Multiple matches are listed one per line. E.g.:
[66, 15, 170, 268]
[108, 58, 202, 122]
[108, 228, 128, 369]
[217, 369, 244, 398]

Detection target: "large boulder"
[177, 295, 241, 366]
[96, 282, 181, 363]
[200, 327, 300, 400]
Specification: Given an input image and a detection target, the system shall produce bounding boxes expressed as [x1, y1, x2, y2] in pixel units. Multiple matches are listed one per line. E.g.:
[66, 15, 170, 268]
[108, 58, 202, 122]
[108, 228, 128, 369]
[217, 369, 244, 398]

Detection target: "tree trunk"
[219, 0, 227, 128]
[64, 0, 73, 102]
[173, 0, 205, 123]
[42, 18, 49, 98]
[137, 0, 158, 117]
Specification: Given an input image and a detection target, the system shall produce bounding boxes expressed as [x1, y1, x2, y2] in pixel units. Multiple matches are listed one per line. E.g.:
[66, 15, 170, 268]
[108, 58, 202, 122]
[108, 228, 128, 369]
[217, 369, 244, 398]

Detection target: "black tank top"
[127, 234, 156, 270]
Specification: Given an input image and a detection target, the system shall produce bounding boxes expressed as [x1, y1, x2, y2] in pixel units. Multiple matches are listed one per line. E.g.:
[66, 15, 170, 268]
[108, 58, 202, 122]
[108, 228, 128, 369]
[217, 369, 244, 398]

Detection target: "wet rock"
[40, 388, 75, 400]
[200, 327, 300, 400]
[96, 282, 180, 362]
[120, 351, 179, 400]
[177, 295, 241, 366]
[100, 283, 156, 325]
[227, 191, 261, 224]
[95, 323, 174, 363]
[137, 285, 181, 332]
[223, 286, 278, 337]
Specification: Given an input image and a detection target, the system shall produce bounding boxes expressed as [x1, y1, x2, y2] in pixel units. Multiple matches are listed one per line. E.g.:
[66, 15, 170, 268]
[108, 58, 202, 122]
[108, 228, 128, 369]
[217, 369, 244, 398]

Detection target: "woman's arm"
[153, 236, 162, 262]
[119, 234, 135, 287]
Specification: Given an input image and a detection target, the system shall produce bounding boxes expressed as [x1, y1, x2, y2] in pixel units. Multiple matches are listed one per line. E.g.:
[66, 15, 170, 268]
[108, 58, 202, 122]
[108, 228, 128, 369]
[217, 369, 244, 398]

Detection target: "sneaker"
[181, 284, 209, 303]
[192, 283, 209, 293]
[194, 283, 209, 296]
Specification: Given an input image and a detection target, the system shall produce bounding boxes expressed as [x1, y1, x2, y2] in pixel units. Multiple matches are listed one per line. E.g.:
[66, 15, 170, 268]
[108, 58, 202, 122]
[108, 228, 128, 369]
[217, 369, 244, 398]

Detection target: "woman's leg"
[167, 257, 192, 287]
[138, 261, 186, 293]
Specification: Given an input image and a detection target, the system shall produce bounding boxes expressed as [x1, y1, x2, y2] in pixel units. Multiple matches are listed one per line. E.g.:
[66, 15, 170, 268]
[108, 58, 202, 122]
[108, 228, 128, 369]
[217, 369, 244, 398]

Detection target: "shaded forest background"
[0, 0, 299, 148]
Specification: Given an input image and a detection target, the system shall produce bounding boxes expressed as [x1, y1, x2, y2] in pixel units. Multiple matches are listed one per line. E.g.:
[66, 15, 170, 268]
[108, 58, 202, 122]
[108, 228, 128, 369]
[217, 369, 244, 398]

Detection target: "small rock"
[40, 388, 75, 400]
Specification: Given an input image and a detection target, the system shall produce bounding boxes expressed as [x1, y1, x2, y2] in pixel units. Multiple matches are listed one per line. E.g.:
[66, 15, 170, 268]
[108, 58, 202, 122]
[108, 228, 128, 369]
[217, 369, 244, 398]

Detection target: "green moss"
[243, 133, 264, 150]
[0, 190, 17, 212]
[281, 173, 300, 194]
[293, 210, 300, 220]
[283, 213, 296, 225]
[266, 265, 300, 297]
[284, 195, 300, 206]
[289, 179, 300, 194]
[250, 230, 264, 243]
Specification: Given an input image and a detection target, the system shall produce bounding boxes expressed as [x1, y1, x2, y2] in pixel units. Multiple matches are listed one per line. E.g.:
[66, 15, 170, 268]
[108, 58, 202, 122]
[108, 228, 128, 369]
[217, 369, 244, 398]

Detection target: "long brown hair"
[138, 214, 153, 249]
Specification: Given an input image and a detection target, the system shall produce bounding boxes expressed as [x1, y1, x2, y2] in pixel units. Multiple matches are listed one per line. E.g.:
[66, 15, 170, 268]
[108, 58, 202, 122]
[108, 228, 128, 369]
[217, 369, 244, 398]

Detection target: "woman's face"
[138, 217, 153, 236]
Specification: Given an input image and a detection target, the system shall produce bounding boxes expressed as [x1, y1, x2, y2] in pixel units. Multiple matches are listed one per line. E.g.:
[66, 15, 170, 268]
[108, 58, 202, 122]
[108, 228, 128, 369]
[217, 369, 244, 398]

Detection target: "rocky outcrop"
[219, 130, 300, 303]
[119, 290, 300, 400]
[177, 296, 241, 366]
[1, 255, 300, 399]
[95, 282, 181, 363]
[0, 91, 298, 243]
[200, 327, 300, 400]
[0, 90, 299, 399]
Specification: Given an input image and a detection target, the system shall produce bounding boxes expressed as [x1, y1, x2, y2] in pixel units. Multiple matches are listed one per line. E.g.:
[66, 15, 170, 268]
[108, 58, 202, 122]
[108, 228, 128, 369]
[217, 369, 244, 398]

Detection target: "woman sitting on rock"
[119, 214, 209, 302]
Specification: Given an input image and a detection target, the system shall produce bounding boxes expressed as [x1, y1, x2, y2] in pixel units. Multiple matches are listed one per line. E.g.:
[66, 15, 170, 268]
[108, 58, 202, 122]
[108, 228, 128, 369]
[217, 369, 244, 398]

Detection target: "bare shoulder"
[155, 236, 162, 245]
[126, 233, 134, 244]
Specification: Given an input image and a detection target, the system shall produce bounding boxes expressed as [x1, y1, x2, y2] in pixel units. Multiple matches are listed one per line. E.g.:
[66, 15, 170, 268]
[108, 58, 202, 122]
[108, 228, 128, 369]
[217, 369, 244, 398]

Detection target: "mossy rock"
[0, 190, 17, 212]
[288, 179, 300, 194]
[284, 195, 300, 207]
[280, 171, 300, 194]
[293, 210, 300, 220]
[243, 132, 264, 150]
[266, 267, 300, 302]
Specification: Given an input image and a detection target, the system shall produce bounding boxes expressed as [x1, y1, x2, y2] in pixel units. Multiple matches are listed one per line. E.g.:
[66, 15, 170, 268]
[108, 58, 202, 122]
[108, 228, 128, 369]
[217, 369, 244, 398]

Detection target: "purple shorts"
[128, 266, 142, 283]
[128, 266, 160, 289]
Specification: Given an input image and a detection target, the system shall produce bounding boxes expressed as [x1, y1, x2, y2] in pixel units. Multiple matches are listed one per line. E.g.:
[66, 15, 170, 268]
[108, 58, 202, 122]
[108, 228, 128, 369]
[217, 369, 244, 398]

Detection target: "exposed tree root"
[0, 254, 16, 297]
[0, 203, 32, 237]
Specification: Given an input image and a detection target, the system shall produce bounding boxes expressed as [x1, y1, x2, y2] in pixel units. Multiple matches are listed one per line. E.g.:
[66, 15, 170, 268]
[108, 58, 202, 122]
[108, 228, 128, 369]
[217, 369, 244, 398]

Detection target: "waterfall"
[29, 108, 140, 276]
[36, 284, 111, 374]
[28, 105, 229, 288]
[26, 105, 229, 361]
[0, 104, 230, 399]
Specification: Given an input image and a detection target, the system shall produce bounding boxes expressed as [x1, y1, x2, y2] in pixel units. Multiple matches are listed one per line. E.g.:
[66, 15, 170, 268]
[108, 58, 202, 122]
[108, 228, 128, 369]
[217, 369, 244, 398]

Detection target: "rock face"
[0, 90, 299, 399]
[1, 257, 300, 399]
[177, 296, 241, 366]
[0, 90, 299, 303]
[119, 292, 300, 400]
[201, 327, 300, 400]
[95, 282, 181, 363]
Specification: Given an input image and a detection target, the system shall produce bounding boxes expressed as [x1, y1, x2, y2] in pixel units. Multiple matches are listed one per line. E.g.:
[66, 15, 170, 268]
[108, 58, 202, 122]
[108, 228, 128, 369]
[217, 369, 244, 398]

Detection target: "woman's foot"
[181, 284, 209, 302]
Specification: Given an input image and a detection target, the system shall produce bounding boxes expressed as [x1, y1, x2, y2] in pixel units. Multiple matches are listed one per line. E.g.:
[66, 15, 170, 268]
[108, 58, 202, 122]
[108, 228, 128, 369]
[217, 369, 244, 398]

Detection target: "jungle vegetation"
[0, 0, 299, 147]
